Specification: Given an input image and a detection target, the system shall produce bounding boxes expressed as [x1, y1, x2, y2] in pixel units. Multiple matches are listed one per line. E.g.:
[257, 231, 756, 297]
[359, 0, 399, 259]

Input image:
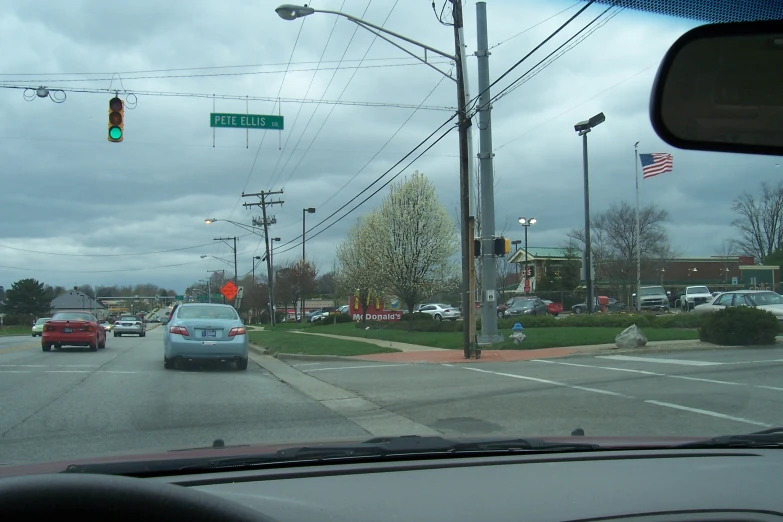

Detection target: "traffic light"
[494, 237, 511, 257]
[108, 97, 124, 143]
[474, 239, 481, 257]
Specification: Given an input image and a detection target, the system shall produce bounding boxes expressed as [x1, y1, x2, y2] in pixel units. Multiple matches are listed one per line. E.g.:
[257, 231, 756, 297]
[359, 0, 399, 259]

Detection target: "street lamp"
[275, 2, 477, 357]
[205, 218, 263, 236]
[574, 112, 605, 313]
[518, 218, 537, 295]
[301, 208, 315, 322]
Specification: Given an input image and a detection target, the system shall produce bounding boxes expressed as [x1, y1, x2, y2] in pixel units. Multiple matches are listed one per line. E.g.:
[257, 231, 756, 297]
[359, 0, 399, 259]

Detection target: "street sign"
[220, 281, 238, 301]
[175, 295, 184, 300]
[236, 286, 244, 299]
[210, 113, 284, 130]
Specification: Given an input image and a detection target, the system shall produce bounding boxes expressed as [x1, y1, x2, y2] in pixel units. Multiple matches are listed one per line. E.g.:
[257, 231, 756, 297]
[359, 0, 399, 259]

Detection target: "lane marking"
[597, 355, 722, 366]
[462, 366, 634, 398]
[457, 365, 773, 428]
[0, 343, 39, 355]
[645, 400, 772, 428]
[533, 359, 745, 386]
[305, 364, 409, 372]
[0, 364, 99, 368]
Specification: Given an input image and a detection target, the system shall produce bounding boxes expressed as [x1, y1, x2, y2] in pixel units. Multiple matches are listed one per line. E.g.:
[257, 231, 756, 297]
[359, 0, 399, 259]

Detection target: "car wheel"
[89, 338, 98, 352]
[236, 358, 248, 371]
[434, 314, 442, 321]
[164, 358, 175, 370]
[574, 307, 582, 315]
[141, 332, 146, 337]
[98, 335, 106, 349]
[42, 344, 51, 352]
[113, 332, 118, 337]
[497, 311, 504, 318]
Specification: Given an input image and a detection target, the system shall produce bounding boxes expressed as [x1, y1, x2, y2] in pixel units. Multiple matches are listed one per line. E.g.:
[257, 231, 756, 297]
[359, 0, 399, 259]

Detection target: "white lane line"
[462, 366, 634, 398]
[597, 355, 722, 366]
[533, 359, 745, 386]
[757, 385, 783, 392]
[0, 364, 99, 368]
[305, 364, 408, 372]
[645, 401, 772, 428]
[292, 362, 323, 367]
[458, 365, 773, 428]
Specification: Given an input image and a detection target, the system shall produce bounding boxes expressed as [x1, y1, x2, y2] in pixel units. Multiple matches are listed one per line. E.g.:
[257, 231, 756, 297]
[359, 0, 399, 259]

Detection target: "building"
[508, 247, 780, 297]
[50, 288, 108, 320]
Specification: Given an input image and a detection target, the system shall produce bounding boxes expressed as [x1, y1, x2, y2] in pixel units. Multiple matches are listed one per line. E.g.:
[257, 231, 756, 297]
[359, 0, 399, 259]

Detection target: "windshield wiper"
[675, 427, 783, 449]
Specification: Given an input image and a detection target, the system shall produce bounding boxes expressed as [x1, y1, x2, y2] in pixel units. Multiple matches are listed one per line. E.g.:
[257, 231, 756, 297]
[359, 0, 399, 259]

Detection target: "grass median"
[0, 326, 32, 336]
[304, 321, 699, 350]
[248, 329, 401, 357]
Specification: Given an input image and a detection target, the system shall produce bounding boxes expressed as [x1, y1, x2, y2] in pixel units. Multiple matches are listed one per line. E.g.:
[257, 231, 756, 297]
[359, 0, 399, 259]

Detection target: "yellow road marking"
[0, 342, 39, 355]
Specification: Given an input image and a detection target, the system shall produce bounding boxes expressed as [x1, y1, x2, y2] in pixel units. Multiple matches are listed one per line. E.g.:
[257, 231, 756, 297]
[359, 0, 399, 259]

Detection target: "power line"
[0, 60, 451, 84]
[275, 0, 380, 189]
[488, 1, 582, 50]
[278, 0, 403, 190]
[0, 83, 454, 111]
[271, 112, 458, 254]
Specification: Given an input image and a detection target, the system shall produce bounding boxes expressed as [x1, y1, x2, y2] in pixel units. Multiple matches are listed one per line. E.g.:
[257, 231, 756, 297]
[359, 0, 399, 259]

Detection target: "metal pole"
[476, 1, 501, 345]
[302, 209, 306, 323]
[635, 142, 641, 311]
[582, 131, 594, 314]
[261, 198, 274, 327]
[452, 0, 472, 359]
[524, 225, 528, 294]
[233, 237, 238, 285]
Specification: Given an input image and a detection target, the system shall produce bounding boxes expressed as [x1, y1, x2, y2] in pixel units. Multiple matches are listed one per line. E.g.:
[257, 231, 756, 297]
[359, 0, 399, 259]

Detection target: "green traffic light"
[109, 126, 123, 140]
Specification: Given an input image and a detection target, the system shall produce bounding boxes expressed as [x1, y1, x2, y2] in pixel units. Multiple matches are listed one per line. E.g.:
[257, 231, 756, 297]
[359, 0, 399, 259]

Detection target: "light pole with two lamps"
[574, 112, 606, 313]
[252, 255, 261, 323]
[518, 218, 537, 294]
[511, 240, 522, 281]
[301, 208, 315, 322]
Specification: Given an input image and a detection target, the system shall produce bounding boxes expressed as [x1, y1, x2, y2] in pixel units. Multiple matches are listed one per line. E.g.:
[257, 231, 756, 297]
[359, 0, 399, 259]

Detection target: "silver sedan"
[163, 303, 249, 371]
[113, 315, 146, 337]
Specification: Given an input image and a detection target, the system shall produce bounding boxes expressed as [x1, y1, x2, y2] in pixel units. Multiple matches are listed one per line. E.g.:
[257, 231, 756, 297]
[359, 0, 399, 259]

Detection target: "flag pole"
[634, 142, 641, 311]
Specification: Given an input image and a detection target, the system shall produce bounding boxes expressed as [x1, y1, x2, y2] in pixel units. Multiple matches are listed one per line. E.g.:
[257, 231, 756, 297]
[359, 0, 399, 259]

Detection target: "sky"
[0, 0, 778, 294]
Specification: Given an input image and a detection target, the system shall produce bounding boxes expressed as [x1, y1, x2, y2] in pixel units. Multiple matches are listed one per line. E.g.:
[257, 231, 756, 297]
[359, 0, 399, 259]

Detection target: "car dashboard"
[144, 448, 782, 521]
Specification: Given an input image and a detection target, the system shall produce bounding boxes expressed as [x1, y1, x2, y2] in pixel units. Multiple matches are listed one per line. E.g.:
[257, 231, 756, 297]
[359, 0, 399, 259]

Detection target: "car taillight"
[135, 322, 141, 326]
[114, 321, 120, 325]
[169, 325, 189, 336]
[44, 324, 55, 332]
[228, 327, 246, 337]
[443, 309, 450, 313]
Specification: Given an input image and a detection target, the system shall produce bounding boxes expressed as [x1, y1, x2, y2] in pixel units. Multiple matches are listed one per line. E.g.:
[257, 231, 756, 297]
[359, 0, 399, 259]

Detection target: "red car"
[41, 311, 107, 352]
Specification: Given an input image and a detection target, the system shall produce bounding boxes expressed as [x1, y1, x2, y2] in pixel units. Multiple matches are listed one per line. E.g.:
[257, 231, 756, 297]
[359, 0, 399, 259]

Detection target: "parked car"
[542, 300, 563, 317]
[113, 314, 146, 337]
[163, 303, 248, 371]
[417, 303, 461, 321]
[503, 297, 548, 318]
[496, 296, 534, 318]
[31, 317, 51, 337]
[693, 290, 783, 321]
[41, 310, 106, 352]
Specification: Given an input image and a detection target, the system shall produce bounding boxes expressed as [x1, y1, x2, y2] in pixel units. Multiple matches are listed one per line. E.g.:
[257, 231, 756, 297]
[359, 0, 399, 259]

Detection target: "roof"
[589, 0, 783, 23]
[50, 291, 106, 310]
[508, 247, 577, 263]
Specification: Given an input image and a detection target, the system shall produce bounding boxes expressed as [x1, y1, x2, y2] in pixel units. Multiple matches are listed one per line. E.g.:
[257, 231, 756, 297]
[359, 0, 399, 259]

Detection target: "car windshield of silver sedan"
[748, 292, 783, 306]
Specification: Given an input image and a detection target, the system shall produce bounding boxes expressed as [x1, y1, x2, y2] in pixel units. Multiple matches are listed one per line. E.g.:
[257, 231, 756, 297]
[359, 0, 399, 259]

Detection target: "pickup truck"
[680, 285, 713, 311]
[632, 286, 670, 312]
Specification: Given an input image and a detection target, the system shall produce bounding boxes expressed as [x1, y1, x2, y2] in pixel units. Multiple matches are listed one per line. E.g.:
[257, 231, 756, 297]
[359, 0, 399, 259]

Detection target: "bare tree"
[376, 171, 459, 328]
[731, 181, 783, 261]
[568, 201, 670, 299]
[335, 212, 383, 324]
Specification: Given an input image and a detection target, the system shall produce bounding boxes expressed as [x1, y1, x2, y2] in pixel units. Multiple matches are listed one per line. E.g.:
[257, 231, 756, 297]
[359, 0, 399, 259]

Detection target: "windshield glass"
[1, 1, 780, 471]
[35, 318, 50, 325]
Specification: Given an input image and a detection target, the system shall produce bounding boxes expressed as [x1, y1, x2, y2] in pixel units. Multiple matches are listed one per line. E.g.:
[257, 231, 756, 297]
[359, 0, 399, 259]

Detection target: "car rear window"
[52, 312, 95, 321]
[119, 316, 137, 321]
[177, 306, 238, 320]
[35, 318, 50, 325]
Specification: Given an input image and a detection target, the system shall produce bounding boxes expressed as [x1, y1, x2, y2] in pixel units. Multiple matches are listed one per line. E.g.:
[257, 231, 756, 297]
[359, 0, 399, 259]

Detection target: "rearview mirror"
[650, 20, 783, 156]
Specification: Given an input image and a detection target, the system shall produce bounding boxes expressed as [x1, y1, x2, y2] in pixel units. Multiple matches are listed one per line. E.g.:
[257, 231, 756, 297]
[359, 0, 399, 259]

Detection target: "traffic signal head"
[494, 237, 511, 257]
[474, 239, 481, 257]
[108, 97, 124, 142]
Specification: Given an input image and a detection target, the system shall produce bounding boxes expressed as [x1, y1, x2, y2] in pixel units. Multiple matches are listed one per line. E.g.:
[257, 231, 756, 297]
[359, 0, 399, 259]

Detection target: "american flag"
[639, 153, 673, 179]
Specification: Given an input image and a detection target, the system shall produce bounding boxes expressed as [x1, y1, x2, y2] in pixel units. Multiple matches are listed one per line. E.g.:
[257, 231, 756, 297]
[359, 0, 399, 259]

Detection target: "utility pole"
[475, 1, 502, 345]
[243, 190, 284, 325]
[451, 0, 474, 359]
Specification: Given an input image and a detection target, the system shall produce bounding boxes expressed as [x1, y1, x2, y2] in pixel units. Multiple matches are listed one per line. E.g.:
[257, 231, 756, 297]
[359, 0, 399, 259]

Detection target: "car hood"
[0, 435, 707, 478]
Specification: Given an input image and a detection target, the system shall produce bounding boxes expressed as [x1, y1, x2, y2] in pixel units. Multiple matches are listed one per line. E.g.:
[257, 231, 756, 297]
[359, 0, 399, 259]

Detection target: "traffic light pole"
[476, 2, 502, 345]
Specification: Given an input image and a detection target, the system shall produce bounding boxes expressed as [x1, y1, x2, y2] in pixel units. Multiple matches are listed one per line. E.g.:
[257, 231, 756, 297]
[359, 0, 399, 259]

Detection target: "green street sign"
[175, 295, 184, 300]
[210, 113, 284, 130]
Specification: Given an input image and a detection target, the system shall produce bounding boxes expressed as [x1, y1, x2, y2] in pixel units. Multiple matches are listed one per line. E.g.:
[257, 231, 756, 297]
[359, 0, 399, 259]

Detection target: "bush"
[401, 312, 433, 321]
[699, 307, 779, 345]
[0, 314, 37, 326]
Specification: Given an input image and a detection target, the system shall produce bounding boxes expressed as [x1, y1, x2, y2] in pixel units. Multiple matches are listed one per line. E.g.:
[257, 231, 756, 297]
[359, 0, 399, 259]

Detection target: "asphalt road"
[1, 328, 782, 465]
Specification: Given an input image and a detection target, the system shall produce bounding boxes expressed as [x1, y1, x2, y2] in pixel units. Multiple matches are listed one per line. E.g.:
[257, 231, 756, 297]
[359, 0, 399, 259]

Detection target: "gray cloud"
[0, 0, 770, 292]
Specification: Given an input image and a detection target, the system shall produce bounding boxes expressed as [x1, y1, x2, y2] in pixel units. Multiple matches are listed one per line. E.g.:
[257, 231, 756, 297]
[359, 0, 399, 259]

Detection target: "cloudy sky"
[0, 0, 776, 293]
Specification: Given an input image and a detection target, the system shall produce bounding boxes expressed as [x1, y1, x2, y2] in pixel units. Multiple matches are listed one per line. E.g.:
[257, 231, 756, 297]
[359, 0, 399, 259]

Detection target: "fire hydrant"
[511, 322, 526, 344]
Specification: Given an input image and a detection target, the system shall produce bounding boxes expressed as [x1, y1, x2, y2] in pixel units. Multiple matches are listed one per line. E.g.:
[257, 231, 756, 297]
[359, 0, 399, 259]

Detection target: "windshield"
[1, 1, 780, 472]
[35, 318, 50, 325]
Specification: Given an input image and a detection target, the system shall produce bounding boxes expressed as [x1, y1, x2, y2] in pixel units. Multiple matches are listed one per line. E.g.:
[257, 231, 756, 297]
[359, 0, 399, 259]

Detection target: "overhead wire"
[487, 1, 582, 50]
[275, 0, 380, 190]
[278, 0, 403, 190]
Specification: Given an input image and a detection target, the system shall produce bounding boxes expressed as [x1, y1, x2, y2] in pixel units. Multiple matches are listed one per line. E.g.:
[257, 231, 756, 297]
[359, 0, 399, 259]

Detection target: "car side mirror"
[650, 19, 783, 156]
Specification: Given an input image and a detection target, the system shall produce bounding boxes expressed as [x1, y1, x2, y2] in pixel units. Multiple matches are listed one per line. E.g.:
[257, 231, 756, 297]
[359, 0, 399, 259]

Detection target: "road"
[1, 327, 782, 464]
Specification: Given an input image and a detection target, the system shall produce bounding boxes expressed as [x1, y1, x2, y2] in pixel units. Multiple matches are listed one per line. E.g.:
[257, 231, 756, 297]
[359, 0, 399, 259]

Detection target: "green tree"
[3, 278, 51, 315]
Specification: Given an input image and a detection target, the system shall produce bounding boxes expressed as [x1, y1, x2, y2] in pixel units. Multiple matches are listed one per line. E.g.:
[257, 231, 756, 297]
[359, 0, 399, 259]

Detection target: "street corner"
[351, 347, 577, 364]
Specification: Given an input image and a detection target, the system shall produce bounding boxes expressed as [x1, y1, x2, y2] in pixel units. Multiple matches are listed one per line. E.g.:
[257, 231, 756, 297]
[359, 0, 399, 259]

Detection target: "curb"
[248, 343, 357, 362]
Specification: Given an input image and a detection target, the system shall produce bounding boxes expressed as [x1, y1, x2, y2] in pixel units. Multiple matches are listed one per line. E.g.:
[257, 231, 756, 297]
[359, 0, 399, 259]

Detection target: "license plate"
[201, 330, 216, 338]
[62, 328, 72, 333]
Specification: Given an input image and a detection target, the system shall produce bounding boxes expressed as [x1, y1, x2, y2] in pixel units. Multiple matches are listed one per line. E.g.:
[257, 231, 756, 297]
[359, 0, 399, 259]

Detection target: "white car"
[417, 303, 461, 321]
[680, 285, 713, 311]
[693, 290, 783, 320]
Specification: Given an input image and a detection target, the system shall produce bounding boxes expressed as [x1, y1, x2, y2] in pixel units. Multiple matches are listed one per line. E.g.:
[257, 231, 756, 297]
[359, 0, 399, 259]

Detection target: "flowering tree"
[375, 171, 458, 328]
[336, 211, 383, 324]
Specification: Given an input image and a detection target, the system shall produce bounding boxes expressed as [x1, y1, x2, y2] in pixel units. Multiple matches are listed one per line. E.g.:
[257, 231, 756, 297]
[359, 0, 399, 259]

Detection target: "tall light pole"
[574, 112, 605, 313]
[275, 2, 476, 357]
[252, 255, 261, 323]
[302, 207, 315, 322]
[511, 239, 522, 284]
[518, 218, 537, 294]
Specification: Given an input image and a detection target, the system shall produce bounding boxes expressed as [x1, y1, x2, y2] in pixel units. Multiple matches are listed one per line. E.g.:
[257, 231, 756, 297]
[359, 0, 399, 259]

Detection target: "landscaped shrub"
[699, 306, 779, 345]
